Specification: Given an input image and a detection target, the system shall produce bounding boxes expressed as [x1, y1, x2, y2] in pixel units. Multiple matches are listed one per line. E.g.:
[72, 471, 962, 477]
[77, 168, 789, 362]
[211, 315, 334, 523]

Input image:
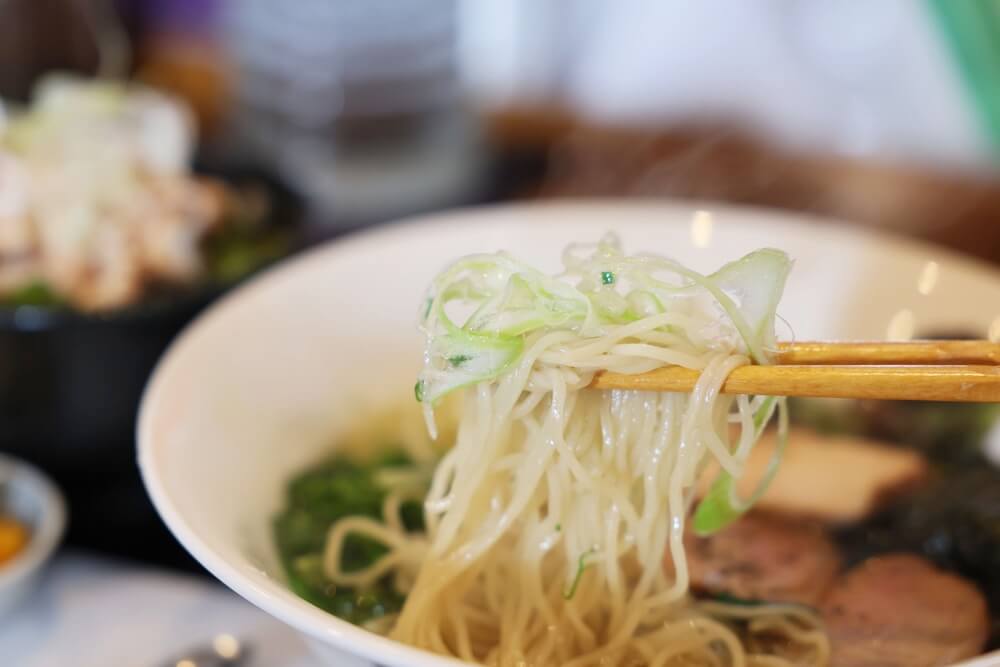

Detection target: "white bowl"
[138, 201, 1000, 667]
[0, 453, 66, 618]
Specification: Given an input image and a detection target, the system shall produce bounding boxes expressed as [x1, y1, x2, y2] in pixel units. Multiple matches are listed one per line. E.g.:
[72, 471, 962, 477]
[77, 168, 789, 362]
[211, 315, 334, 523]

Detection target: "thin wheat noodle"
[319, 238, 814, 665]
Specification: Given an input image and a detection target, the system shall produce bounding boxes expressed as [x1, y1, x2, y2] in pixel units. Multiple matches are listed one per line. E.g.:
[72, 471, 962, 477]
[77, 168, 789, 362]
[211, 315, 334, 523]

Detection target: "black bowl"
[0, 289, 222, 467]
[0, 165, 304, 567]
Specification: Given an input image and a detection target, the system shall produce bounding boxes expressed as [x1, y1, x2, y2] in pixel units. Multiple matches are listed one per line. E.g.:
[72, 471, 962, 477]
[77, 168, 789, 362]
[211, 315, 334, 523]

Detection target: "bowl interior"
[139, 201, 1000, 666]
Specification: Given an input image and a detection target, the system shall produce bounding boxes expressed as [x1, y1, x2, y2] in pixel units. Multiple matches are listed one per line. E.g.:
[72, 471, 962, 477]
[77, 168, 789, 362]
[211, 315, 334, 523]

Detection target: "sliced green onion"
[692, 396, 788, 535]
[563, 548, 597, 600]
[416, 240, 791, 409]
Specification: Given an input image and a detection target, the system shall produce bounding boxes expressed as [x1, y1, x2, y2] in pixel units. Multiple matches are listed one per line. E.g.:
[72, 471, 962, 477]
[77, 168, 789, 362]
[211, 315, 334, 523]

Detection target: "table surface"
[2, 551, 322, 667]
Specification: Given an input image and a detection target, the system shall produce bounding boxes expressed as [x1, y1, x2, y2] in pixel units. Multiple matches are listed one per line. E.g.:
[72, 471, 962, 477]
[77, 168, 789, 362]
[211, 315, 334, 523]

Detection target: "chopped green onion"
[692, 396, 788, 535]
[417, 240, 790, 406]
[692, 475, 743, 537]
[563, 548, 597, 600]
[712, 593, 764, 607]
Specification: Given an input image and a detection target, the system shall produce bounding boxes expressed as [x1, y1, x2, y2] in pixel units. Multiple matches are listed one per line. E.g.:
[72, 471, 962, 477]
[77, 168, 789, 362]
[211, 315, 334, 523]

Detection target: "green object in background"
[3, 281, 63, 308]
[929, 0, 1000, 157]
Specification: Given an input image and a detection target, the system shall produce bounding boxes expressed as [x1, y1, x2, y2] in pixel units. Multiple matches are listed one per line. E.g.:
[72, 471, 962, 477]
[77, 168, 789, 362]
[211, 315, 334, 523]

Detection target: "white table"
[1, 552, 322, 667]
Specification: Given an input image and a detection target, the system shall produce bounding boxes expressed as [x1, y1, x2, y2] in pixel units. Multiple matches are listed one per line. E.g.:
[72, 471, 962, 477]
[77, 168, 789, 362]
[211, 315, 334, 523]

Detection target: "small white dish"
[0, 453, 66, 617]
[138, 201, 1000, 667]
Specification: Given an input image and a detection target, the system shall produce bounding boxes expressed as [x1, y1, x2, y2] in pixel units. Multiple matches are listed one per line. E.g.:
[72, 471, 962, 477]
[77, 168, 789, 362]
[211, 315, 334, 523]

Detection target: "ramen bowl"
[138, 201, 1000, 666]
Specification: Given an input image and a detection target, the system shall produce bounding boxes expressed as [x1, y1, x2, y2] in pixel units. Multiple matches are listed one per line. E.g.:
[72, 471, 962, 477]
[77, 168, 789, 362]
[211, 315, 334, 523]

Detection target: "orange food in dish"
[0, 515, 28, 565]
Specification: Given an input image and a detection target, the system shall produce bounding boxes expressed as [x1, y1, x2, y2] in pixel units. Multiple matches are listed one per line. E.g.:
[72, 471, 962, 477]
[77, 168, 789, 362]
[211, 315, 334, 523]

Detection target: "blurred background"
[2, 0, 1000, 573]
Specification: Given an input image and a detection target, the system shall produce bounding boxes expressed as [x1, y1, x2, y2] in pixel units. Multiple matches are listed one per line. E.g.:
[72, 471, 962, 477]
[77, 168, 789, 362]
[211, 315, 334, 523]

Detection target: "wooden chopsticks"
[774, 340, 1000, 366]
[591, 341, 1000, 402]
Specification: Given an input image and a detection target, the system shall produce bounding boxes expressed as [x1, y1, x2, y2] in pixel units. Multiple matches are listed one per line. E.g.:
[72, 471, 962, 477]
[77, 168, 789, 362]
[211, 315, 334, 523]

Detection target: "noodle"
[321, 235, 818, 665]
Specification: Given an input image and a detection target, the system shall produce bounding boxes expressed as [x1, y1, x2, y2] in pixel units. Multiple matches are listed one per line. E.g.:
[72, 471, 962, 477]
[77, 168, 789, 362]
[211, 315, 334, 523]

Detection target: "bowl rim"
[138, 199, 1000, 667]
[0, 453, 66, 590]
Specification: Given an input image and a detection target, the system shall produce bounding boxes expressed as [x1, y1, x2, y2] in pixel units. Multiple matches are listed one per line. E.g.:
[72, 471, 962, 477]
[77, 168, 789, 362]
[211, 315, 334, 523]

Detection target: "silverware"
[157, 634, 250, 667]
